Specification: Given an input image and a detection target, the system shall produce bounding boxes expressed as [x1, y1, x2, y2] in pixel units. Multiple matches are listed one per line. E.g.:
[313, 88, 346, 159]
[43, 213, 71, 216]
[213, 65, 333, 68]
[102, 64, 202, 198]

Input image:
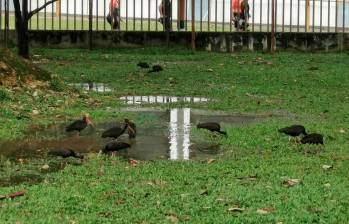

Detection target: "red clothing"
[231, 0, 244, 14]
[110, 0, 119, 9]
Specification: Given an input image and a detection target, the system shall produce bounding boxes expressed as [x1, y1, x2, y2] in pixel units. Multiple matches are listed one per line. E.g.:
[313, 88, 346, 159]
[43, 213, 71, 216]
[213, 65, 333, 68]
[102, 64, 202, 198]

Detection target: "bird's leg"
[97, 150, 102, 157]
[111, 151, 117, 157]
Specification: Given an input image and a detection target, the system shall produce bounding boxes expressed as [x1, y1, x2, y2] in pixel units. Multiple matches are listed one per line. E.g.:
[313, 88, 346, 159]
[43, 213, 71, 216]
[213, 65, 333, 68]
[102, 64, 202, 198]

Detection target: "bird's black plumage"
[278, 125, 307, 137]
[137, 62, 150, 68]
[301, 133, 324, 145]
[148, 65, 163, 73]
[102, 124, 128, 139]
[66, 115, 92, 133]
[102, 141, 131, 154]
[197, 122, 227, 135]
[48, 149, 84, 159]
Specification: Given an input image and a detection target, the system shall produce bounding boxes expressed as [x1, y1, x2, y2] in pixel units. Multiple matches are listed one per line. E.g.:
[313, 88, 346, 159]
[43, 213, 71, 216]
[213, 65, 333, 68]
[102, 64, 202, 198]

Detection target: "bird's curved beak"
[86, 117, 94, 127]
[127, 125, 135, 134]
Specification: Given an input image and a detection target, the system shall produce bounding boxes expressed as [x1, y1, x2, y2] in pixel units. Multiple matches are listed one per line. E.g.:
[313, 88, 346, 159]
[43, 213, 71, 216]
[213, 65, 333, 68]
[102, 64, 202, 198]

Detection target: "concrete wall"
[1, 30, 347, 52]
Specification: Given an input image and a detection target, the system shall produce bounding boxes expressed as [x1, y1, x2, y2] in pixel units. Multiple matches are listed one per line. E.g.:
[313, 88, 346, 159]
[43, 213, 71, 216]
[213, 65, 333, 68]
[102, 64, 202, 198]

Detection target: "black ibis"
[101, 123, 128, 139]
[66, 114, 93, 133]
[278, 125, 307, 137]
[102, 141, 131, 156]
[137, 62, 150, 69]
[301, 133, 324, 145]
[197, 122, 227, 136]
[148, 65, 163, 73]
[125, 119, 137, 138]
[48, 149, 84, 159]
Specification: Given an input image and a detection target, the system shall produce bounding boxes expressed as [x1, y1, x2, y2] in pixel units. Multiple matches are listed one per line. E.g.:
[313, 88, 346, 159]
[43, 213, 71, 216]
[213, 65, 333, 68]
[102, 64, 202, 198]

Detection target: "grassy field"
[0, 48, 349, 223]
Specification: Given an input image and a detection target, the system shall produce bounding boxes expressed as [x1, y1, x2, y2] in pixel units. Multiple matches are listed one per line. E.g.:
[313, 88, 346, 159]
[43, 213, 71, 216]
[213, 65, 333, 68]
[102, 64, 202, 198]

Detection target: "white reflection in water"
[70, 83, 112, 92]
[120, 96, 208, 105]
[169, 109, 178, 160]
[169, 108, 191, 160]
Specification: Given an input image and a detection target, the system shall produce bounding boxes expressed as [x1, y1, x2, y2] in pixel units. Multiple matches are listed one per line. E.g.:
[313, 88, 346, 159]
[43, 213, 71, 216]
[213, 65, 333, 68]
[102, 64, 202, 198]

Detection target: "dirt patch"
[0, 49, 51, 88]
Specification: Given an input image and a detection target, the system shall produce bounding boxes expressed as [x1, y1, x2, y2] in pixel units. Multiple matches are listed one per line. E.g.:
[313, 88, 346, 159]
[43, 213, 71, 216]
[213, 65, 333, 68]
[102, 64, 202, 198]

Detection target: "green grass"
[0, 47, 349, 223]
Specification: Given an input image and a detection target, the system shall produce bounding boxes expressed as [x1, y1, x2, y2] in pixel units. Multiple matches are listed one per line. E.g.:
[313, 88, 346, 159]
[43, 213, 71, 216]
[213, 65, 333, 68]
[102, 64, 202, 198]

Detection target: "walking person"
[158, 0, 172, 31]
[108, 0, 120, 30]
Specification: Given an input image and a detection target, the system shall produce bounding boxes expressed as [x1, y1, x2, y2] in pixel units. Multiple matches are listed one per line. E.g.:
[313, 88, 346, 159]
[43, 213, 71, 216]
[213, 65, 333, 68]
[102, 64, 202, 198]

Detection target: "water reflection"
[120, 95, 209, 104]
[169, 108, 191, 160]
[69, 83, 112, 92]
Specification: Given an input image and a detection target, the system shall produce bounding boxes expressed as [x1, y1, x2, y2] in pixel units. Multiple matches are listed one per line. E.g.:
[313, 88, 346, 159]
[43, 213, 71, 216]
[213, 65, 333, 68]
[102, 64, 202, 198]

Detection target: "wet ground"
[69, 83, 112, 92]
[0, 95, 270, 187]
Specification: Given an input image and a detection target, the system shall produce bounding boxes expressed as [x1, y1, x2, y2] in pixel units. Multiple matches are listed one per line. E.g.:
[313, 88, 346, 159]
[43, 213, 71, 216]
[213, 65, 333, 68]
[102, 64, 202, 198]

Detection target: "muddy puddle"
[69, 83, 112, 92]
[0, 95, 270, 187]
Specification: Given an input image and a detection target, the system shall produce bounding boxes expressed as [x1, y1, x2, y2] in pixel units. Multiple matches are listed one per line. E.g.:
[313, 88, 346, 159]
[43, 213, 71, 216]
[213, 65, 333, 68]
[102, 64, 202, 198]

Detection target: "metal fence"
[0, 0, 348, 33]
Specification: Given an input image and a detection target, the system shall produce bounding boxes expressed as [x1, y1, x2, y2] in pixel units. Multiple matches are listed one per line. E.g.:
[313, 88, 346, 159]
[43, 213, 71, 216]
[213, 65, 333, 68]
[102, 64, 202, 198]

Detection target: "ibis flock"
[49, 62, 323, 159]
[49, 113, 324, 159]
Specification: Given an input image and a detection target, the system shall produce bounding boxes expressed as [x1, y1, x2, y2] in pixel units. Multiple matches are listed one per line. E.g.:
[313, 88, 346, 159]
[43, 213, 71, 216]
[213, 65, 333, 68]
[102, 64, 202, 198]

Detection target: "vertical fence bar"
[67, 0, 69, 29]
[208, 0, 210, 31]
[0, 0, 2, 30]
[290, 0, 293, 33]
[230, 0, 232, 32]
[52, 0, 54, 30]
[271, 0, 275, 51]
[103, 0, 106, 30]
[126, 0, 129, 31]
[141, 0, 143, 31]
[37, 0, 39, 29]
[327, 0, 330, 32]
[191, 0, 195, 49]
[44, 0, 47, 30]
[96, 0, 98, 30]
[320, 0, 322, 32]
[267, 0, 270, 32]
[200, 0, 203, 31]
[89, 0, 93, 49]
[335, 0, 337, 32]
[343, 0, 345, 33]
[59, 0, 62, 30]
[297, 0, 299, 32]
[185, 0, 188, 31]
[133, 0, 135, 30]
[29, 0, 32, 30]
[177, 0, 180, 30]
[305, 0, 307, 32]
[275, 0, 277, 31]
[74, 0, 76, 30]
[282, 0, 284, 32]
[215, 0, 217, 32]
[312, 0, 315, 32]
[223, 0, 225, 32]
[252, 0, 255, 31]
[81, 0, 83, 30]
[4, 0, 8, 47]
[156, 0, 158, 31]
[148, 0, 151, 31]
[260, 0, 263, 31]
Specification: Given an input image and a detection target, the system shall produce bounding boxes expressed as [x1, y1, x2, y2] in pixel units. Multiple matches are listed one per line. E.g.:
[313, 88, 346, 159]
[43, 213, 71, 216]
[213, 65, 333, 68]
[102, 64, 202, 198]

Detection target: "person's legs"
[158, 2, 164, 24]
[164, 0, 172, 31]
[111, 8, 119, 30]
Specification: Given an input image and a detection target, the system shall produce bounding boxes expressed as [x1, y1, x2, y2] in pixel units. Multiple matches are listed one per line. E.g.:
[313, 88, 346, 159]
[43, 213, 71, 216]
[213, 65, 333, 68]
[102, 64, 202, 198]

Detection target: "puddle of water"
[0, 94, 269, 186]
[120, 95, 209, 105]
[69, 83, 112, 92]
[0, 108, 263, 162]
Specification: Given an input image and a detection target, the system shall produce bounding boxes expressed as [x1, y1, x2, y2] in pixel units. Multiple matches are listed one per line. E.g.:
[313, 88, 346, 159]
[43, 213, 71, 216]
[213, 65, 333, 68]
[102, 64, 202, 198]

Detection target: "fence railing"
[0, 0, 348, 33]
